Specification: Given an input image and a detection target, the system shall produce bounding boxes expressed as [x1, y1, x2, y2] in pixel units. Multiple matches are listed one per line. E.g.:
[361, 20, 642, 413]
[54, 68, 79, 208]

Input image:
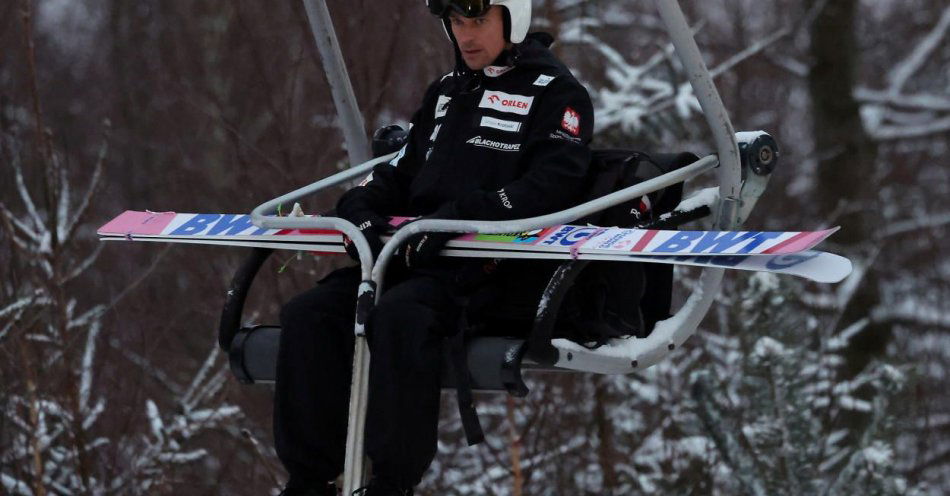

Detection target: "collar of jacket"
[450, 32, 558, 93]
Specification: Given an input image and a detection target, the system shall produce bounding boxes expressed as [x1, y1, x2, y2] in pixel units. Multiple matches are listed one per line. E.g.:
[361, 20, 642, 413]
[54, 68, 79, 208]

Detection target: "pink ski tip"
[97, 210, 177, 236]
[761, 226, 840, 255]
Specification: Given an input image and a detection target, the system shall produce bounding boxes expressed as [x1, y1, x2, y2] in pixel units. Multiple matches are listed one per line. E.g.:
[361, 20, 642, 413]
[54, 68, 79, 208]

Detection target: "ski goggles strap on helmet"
[426, 0, 491, 18]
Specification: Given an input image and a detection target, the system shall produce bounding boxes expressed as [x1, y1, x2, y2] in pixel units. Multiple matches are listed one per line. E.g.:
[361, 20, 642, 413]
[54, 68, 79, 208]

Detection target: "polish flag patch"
[561, 107, 580, 136]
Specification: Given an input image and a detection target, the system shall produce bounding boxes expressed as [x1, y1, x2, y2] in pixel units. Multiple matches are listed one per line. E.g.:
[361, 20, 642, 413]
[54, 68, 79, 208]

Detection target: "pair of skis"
[97, 210, 853, 283]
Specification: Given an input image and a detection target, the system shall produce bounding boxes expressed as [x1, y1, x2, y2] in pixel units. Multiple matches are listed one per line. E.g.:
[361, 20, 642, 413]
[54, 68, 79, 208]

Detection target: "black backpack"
[554, 150, 698, 348]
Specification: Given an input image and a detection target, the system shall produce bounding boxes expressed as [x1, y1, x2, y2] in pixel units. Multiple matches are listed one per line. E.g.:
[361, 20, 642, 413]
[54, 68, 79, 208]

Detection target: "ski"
[98, 211, 852, 283]
[98, 210, 839, 257]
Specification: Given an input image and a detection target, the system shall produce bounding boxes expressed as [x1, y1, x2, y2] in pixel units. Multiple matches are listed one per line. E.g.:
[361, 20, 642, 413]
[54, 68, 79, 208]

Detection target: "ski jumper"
[274, 33, 594, 490]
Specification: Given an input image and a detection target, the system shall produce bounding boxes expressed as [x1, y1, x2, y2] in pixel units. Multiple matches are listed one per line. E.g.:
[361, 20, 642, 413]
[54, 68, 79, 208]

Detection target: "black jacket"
[337, 33, 594, 223]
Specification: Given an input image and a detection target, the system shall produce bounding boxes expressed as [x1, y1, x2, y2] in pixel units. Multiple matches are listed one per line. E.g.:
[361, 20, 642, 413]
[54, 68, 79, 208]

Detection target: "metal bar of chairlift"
[654, 0, 742, 225]
[252, 155, 717, 232]
[300, 0, 376, 489]
[367, 155, 719, 286]
[613, 0, 740, 375]
[301, 0, 372, 167]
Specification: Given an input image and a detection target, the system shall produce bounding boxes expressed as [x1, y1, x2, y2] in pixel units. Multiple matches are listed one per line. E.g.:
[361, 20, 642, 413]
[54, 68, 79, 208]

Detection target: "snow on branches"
[1, 342, 240, 495]
[552, 5, 787, 143]
[105, 346, 240, 494]
[0, 112, 241, 495]
[687, 273, 917, 495]
[857, 6, 950, 141]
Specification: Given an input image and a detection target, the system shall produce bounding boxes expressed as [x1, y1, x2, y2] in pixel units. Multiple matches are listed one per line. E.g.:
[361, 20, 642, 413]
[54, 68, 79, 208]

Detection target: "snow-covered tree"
[0, 33, 240, 491]
[690, 273, 916, 495]
[3, 0, 948, 493]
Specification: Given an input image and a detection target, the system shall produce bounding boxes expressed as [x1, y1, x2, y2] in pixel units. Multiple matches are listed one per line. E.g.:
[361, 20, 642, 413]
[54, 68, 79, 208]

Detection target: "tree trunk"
[506, 396, 524, 496]
[594, 376, 619, 492]
[807, 0, 889, 417]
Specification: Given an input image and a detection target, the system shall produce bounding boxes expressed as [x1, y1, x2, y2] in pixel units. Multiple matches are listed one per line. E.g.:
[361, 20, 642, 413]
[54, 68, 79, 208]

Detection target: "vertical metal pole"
[653, 0, 742, 229]
[646, 0, 738, 367]
[343, 281, 374, 493]
[300, 1, 373, 493]
[302, 0, 373, 166]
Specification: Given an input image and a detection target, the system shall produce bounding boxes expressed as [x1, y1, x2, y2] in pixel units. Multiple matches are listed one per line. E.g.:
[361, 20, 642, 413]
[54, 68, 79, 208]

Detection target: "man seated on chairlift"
[275, 1, 595, 494]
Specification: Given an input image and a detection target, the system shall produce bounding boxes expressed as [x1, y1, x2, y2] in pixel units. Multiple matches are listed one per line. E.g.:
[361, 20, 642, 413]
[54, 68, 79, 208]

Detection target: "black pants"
[274, 265, 474, 489]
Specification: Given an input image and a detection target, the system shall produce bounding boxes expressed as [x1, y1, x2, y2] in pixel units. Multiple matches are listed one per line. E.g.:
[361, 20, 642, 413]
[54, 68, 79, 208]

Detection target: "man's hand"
[401, 203, 460, 269]
[340, 213, 389, 263]
[403, 230, 456, 269]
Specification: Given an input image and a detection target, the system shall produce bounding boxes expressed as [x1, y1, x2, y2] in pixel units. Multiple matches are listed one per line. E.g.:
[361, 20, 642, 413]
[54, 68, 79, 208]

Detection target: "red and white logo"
[638, 195, 652, 213]
[561, 107, 580, 136]
[479, 90, 534, 116]
[483, 65, 514, 78]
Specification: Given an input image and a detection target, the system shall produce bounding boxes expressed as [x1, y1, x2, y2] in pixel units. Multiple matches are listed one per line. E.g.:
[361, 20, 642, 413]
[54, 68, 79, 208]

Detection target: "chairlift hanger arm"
[654, 0, 742, 225]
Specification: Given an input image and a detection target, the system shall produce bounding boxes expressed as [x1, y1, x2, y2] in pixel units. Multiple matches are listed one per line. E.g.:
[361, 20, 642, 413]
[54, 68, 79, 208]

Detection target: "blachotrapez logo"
[466, 136, 521, 152]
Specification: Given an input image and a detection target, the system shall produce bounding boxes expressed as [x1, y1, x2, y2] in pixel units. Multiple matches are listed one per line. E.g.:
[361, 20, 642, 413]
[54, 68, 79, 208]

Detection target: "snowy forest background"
[1, 0, 949, 494]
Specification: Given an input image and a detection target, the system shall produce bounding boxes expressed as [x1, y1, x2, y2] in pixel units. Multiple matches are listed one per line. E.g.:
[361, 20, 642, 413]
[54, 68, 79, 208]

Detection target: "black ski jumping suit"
[274, 33, 594, 491]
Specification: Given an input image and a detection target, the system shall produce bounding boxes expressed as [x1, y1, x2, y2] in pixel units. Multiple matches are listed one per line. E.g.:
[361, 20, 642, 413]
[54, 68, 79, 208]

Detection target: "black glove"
[401, 204, 460, 269]
[402, 230, 456, 269]
[340, 212, 389, 262]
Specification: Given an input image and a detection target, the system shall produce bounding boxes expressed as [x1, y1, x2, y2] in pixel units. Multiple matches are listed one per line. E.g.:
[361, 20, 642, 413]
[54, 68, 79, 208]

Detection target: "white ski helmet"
[426, 0, 532, 43]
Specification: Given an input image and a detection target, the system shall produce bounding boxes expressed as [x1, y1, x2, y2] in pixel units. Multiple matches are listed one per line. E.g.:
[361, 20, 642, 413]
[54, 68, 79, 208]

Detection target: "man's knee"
[369, 299, 449, 369]
[281, 269, 359, 325]
[280, 291, 325, 333]
[280, 289, 358, 350]
[369, 293, 439, 338]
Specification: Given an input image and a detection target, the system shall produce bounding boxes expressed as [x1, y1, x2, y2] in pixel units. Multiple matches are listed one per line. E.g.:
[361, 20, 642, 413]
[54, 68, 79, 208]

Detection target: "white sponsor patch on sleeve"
[478, 90, 534, 116]
[533, 74, 556, 86]
[435, 95, 452, 119]
[479, 116, 522, 133]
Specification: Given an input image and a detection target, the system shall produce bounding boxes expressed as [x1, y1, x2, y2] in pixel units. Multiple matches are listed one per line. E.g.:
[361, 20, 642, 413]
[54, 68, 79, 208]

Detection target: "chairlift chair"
[222, 0, 779, 492]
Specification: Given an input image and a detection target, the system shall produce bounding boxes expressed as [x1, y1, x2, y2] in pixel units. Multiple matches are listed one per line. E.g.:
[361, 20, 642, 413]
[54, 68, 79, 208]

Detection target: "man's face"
[449, 6, 509, 71]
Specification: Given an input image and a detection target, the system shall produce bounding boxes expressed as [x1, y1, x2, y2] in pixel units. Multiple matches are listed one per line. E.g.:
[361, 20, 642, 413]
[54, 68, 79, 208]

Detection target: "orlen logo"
[479, 90, 534, 116]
